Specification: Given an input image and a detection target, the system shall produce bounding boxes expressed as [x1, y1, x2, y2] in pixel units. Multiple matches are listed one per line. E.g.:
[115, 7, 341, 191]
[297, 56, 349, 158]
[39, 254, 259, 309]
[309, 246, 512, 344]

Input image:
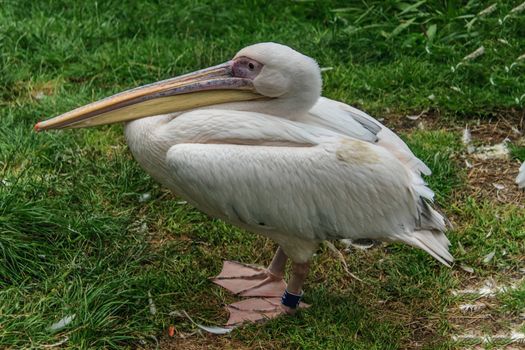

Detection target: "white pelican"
[517, 162, 525, 189]
[36, 42, 453, 326]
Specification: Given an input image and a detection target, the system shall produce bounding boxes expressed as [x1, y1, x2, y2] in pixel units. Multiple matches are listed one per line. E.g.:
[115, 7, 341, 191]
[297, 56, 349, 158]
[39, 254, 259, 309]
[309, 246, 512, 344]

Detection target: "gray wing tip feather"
[350, 113, 382, 136]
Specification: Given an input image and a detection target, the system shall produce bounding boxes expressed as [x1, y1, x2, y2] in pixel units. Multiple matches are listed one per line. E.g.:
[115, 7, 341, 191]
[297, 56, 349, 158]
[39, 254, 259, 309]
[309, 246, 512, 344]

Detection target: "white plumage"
[125, 104, 451, 266]
[517, 161, 525, 189]
[308, 97, 432, 176]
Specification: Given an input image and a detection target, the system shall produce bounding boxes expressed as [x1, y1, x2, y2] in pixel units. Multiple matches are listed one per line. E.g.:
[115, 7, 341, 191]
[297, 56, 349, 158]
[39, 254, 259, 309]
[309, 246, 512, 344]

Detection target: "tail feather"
[404, 189, 453, 266]
[410, 171, 435, 202]
[411, 230, 453, 267]
[407, 155, 432, 177]
[419, 200, 448, 232]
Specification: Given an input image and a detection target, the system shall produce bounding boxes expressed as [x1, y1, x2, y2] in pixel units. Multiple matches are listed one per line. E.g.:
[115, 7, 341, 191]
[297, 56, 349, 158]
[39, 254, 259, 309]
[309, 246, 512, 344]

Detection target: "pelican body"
[36, 43, 453, 324]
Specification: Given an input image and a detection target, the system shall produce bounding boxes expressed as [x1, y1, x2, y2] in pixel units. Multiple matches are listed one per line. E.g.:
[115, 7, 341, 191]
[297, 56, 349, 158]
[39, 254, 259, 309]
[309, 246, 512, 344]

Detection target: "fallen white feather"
[49, 314, 75, 332]
[483, 251, 495, 264]
[195, 324, 233, 335]
[461, 126, 472, 145]
[460, 264, 474, 273]
[34, 91, 46, 100]
[511, 332, 525, 343]
[458, 302, 486, 313]
[452, 279, 521, 297]
[139, 192, 152, 203]
[181, 310, 234, 335]
[169, 310, 234, 335]
[463, 46, 485, 61]
[472, 142, 509, 160]
[492, 183, 505, 190]
[453, 331, 525, 344]
[130, 221, 148, 234]
[148, 291, 157, 315]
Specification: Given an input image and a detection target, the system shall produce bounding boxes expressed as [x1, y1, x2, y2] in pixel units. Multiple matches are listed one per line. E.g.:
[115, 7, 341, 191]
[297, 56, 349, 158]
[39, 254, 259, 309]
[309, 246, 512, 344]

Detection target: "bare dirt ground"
[387, 110, 525, 206]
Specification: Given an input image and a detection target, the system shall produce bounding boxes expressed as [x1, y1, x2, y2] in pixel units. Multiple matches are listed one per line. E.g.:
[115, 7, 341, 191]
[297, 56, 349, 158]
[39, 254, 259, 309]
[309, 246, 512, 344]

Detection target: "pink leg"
[267, 246, 288, 278]
[286, 261, 310, 295]
[224, 260, 311, 326]
[281, 261, 310, 314]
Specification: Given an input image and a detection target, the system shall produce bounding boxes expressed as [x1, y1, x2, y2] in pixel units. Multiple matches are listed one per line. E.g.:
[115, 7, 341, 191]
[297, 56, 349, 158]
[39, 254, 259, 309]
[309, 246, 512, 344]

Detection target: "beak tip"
[34, 122, 43, 132]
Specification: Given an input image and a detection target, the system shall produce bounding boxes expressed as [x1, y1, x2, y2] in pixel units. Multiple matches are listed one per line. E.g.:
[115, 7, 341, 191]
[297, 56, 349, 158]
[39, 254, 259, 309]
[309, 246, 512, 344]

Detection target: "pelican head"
[35, 42, 322, 131]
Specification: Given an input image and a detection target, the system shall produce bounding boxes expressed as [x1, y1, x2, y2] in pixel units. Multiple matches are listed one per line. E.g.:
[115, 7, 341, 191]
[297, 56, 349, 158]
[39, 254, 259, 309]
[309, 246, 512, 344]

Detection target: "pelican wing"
[305, 97, 432, 176]
[163, 110, 451, 265]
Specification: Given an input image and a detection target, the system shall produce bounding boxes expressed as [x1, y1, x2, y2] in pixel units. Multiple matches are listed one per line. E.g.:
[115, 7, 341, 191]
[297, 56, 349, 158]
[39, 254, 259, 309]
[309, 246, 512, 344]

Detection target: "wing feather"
[164, 115, 451, 265]
[306, 97, 432, 176]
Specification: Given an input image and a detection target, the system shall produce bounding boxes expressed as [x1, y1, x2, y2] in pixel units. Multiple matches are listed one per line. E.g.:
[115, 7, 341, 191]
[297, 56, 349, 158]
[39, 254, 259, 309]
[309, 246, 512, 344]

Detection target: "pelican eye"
[232, 57, 263, 78]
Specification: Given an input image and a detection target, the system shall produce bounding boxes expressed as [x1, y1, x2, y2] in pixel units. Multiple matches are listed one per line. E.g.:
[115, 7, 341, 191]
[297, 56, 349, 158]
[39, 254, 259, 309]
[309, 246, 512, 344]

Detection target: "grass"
[1, 1, 524, 349]
[509, 143, 525, 161]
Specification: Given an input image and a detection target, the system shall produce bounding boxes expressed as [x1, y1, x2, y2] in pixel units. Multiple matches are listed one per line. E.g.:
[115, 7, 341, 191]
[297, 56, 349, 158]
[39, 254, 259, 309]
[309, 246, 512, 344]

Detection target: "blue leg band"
[281, 289, 303, 309]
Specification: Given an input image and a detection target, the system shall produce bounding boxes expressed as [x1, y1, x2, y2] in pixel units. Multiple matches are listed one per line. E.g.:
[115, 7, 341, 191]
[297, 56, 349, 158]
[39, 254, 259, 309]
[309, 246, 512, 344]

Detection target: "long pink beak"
[35, 62, 264, 131]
